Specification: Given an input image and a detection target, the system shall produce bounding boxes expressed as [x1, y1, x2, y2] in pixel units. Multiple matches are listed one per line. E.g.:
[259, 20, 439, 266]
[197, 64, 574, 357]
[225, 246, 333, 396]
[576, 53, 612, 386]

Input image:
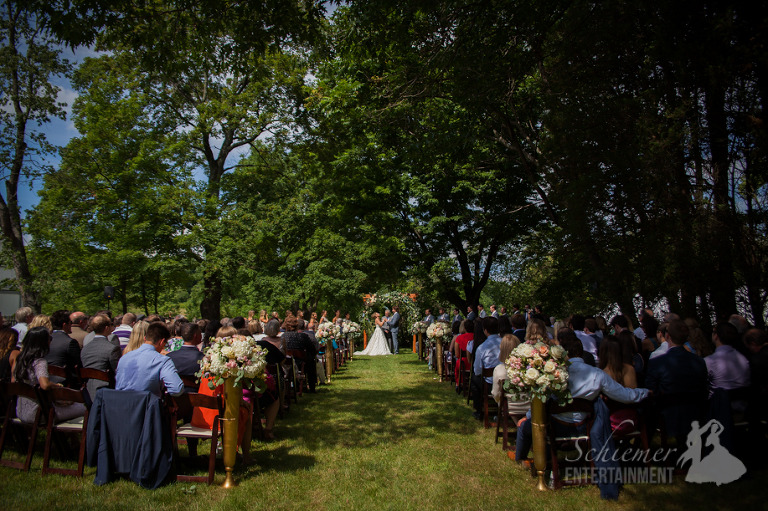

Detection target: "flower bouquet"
[196, 334, 268, 391]
[342, 320, 362, 340]
[315, 321, 338, 346]
[503, 340, 571, 403]
[411, 321, 429, 334]
[426, 321, 451, 341]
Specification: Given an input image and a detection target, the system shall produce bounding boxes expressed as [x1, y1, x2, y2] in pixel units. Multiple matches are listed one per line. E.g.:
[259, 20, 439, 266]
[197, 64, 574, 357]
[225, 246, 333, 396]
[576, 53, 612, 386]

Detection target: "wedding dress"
[354, 325, 392, 356]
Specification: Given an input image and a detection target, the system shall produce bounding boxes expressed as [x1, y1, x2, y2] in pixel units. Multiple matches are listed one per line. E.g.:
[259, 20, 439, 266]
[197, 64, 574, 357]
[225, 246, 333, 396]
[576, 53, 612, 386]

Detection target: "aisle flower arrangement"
[342, 320, 362, 340]
[411, 321, 429, 334]
[503, 340, 571, 403]
[196, 334, 268, 391]
[426, 321, 450, 341]
[315, 321, 339, 346]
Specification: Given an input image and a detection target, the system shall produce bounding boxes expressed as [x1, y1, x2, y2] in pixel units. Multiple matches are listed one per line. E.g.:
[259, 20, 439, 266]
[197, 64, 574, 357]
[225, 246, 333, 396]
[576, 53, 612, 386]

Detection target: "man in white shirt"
[705, 322, 750, 391]
[12, 306, 33, 347]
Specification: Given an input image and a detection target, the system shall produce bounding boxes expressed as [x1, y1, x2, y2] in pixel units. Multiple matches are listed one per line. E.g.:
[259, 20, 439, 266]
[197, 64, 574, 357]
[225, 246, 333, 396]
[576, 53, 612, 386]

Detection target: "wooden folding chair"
[495, 388, 528, 451]
[170, 392, 223, 484]
[547, 398, 595, 489]
[0, 381, 44, 471]
[481, 368, 499, 429]
[41, 385, 89, 477]
[287, 349, 308, 397]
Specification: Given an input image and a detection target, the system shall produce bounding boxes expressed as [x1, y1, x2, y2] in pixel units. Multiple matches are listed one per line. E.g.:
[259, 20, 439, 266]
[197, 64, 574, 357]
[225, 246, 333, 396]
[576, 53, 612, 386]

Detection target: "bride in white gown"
[354, 312, 392, 356]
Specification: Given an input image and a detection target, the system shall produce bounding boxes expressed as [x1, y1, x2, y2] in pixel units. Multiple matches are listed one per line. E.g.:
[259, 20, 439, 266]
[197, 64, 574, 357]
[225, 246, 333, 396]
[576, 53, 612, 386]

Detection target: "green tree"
[0, 0, 70, 311]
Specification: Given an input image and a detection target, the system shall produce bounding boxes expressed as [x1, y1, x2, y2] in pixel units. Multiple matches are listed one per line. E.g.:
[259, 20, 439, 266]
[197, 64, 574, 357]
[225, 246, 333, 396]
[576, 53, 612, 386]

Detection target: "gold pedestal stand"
[531, 397, 548, 491]
[222, 378, 241, 488]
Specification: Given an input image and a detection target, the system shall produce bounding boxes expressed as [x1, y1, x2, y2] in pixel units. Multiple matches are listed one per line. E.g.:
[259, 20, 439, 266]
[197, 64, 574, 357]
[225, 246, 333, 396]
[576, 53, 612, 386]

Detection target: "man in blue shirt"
[116, 322, 184, 397]
[471, 317, 502, 420]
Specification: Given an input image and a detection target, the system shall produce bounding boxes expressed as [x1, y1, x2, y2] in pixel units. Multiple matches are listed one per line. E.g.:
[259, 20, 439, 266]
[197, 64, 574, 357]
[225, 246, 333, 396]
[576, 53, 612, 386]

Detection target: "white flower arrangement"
[315, 321, 340, 345]
[426, 321, 450, 340]
[196, 334, 268, 391]
[503, 340, 571, 403]
[411, 320, 429, 334]
[342, 320, 362, 340]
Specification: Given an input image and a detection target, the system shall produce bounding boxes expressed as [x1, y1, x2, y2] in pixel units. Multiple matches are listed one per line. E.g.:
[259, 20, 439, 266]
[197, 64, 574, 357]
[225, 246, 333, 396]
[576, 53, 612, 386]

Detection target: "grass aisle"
[1, 352, 765, 510]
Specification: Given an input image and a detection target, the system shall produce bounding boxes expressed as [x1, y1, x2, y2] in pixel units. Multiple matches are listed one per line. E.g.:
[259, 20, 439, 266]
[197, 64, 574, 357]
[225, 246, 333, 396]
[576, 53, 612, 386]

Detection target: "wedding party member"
[389, 306, 401, 355]
[423, 309, 434, 325]
[13, 327, 86, 423]
[81, 314, 122, 399]
[0, 327, 20, 381]
[478, 304, 487, 318]
[471, 317, 502, 420]
[354, 313, 392, 356]
[46, 309, 81, 384]
[437, 308, 449, 322]
[115, 322, 184, 397]
[466, 305, 477, 321]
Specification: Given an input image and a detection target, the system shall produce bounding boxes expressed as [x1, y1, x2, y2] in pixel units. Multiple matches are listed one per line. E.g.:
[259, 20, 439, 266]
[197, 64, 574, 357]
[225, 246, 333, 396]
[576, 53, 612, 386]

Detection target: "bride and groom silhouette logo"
[677, 419, 746, 485]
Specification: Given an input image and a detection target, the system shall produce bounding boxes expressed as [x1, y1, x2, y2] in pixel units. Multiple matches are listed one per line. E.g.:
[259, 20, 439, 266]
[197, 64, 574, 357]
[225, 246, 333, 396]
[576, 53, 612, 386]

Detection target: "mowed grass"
[1, 352, 765, 510]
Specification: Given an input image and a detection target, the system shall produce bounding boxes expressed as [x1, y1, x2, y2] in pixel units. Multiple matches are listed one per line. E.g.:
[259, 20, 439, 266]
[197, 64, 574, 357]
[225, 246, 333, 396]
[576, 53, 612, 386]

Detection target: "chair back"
[179, 375, 198, 390]
[78, 367, 114, 386]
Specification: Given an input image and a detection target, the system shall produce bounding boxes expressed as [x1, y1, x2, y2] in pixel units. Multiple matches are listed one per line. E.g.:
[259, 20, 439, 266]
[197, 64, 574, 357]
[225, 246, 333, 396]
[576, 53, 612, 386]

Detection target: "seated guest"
[167, 323, 204, 393]
[450, 319, 474, 386]
[247, 319, 266, 341]
[68, 312, 89, 347]
[111, 313, 136, 350]
[122, 320, 150, 354]
[282, 314, 318, 393]
[616, 330, 644, 384]
[115, 322, 184, 397]
[572, 314, 599, 363]
[492, 334, 530, 415]
[13, 326, 86, 423]
[513, 330, 649, 464]
[557, 328, 596, 367]
[743, 328, 768, 430]
[46, 309, 81, 384]
[645, 319, 708, 440]
[164, 317, 189, 353]
[525, 318, 549, 343]
[29, 314, 52, 332]
[706, 322, 750, 391]
[471, 317, 502, 420]
[80, 314, 122, 400]
[510, 314, 526, 341]
[12, 306, 34, 346]
[0, 327, 20, 381]
[599, 335, 640, 433]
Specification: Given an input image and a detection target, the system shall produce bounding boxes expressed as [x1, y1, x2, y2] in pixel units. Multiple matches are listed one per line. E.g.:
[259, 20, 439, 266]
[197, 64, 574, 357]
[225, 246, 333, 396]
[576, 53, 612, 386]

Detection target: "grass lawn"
[0, 352, 763, 510]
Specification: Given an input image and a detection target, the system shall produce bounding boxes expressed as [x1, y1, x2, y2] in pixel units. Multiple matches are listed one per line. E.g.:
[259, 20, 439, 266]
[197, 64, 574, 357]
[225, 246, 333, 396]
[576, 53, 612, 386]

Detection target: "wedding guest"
[80, 314, 122, 399]
[28, 314, 52, 332]
[513, 330, 649, 464]
[705, 322, 750, 391]
[46, 309, 81, 384]
[112, 313, 136, 350]
[684, 318, 714, 357]
[599, 335, 638, 388]
[122, 320, 150, 354]
[283, 315, 318, 393]
[492, 333, 530, 416]
[0, 327, 20, 381]
[263, 320, 285, 354]
[557, 328, 596, 367]
[259, 310, 268, 324]
[471, 317, 501, 420]
[13, 327, 86, 423]
[450, 319, 474, 388]
[69, 312, 89, 347]
[510, 314, 527, 341]
[525, 318, 549, 342]
[616, 330, 644, 383]
[645, 319, 708, 440]
[247, 319, 266, 340]
[571, 314, 598, 363]
[115, 322, 184, 397]
[12, 306, 34, 346]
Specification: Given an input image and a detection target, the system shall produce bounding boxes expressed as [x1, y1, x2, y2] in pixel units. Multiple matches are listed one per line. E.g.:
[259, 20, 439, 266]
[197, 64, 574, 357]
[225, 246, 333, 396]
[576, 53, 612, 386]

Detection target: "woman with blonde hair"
[28, 314, 52, 332]
[525, 318, 549, 342]
[492, 334, 523, 404]
[123, 320, 150, 354]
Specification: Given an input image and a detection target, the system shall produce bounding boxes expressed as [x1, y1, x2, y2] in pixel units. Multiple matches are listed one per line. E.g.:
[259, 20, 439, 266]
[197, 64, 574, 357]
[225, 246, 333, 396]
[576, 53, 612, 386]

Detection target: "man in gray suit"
[80, 314, 121, 400]
[390, 306, 401, 354]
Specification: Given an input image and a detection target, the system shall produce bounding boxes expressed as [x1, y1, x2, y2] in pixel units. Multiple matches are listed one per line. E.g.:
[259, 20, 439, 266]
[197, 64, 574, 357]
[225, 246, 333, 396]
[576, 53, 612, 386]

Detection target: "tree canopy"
[8, 0, 767, 326]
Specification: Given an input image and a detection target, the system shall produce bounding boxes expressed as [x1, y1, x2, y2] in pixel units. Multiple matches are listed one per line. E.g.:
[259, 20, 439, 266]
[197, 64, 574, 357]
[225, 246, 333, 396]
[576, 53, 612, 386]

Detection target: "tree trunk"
[200, 273, 222, 320]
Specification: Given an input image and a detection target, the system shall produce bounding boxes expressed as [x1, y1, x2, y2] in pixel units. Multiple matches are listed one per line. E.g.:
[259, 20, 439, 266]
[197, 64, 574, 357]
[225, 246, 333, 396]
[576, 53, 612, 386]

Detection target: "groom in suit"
[382, 309, 393, 352]
[390, 306, 401, 354]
